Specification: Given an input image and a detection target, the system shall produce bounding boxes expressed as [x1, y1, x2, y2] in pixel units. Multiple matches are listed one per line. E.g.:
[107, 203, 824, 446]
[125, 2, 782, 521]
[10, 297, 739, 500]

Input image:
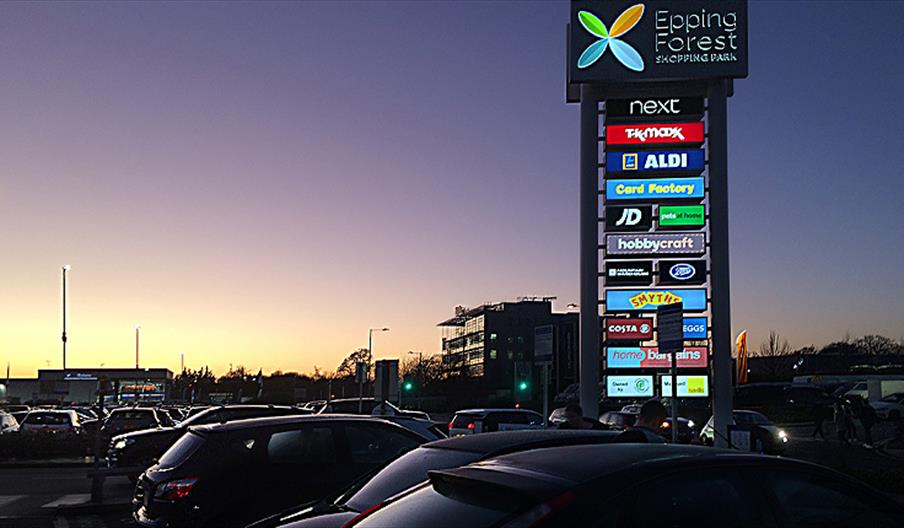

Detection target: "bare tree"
[750, 331, 794, 380]
[854, 335, 900, 356]
[336, 348, 372, 380]
[753, 331, 791, 357]
[400, 352, 443, 388]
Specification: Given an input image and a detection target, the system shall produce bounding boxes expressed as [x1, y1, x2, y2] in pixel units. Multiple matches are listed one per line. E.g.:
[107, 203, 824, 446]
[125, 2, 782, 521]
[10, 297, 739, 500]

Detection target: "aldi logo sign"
[607, 150, 704, 173]
[606, 289, 707, 311]
[606, 122, 704, 145]
[606, 177, 705, 200]
[607, 347, 708, 368]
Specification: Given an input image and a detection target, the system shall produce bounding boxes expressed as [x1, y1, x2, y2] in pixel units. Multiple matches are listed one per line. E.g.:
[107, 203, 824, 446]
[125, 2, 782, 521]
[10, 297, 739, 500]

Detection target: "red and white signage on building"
[606, 122, 705, 145]
[605, 318, 654, 340]
[606, 346, 709, 368]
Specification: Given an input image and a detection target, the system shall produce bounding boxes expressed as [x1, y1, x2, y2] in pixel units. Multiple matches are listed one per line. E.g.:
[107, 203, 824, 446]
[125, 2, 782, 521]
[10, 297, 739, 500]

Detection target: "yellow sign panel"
[629, 291, 682, 309]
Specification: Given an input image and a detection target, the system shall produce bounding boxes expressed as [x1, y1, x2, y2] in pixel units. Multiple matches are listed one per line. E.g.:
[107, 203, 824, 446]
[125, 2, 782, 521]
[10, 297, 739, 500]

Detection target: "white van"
[448, 409, 545, 436]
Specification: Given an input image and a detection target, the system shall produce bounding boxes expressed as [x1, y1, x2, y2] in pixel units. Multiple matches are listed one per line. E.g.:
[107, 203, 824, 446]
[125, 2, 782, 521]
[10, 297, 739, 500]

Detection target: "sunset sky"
[2, 1, 903, 378]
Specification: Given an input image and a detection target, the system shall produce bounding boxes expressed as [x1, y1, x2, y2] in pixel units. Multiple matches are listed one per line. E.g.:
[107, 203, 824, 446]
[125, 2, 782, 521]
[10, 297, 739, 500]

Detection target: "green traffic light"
[518, 381, 528, 391]
[403, 382, 413, 391]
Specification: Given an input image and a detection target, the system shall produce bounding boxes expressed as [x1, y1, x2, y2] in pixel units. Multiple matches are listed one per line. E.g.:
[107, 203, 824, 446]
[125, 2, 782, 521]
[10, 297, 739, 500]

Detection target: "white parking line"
[41, 494, 90, 508]
[0, 494, 25, 508]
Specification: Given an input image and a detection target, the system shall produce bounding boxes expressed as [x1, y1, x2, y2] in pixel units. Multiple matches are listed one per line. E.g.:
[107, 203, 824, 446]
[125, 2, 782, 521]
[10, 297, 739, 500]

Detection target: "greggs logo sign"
[607, 122, 704, 145]
[607, 347, 708, 368]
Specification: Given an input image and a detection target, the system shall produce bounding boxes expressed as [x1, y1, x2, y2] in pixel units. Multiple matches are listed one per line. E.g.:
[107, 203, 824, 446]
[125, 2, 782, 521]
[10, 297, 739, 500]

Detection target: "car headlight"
[778, 430, 788, 442]
[112, 438, 134, 450]
[687, 420, 695, 429]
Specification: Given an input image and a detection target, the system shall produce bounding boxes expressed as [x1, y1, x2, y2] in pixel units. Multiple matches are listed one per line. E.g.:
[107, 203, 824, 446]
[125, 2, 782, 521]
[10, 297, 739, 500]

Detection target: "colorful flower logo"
[576, 5, 645, 72]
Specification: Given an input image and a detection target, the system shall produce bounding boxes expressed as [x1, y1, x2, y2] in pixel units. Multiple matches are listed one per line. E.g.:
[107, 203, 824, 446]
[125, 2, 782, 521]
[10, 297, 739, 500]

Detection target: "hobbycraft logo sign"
[606, 233, 706, 256]
[607, 123, 704, 145]
[606, 347, 708, 368]
[568, 0, 749, 84]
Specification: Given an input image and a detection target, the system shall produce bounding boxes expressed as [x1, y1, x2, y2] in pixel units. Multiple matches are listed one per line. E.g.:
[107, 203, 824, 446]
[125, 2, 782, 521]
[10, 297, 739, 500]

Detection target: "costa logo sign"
[606, 233, 706, 256]
[606, 289, 707, 311]
[606, 97, 705, 118]
[606, 347, 708, 368]
[606, 122, 704, 145]
[683, 317, 708, 339]
[605, 317, 654, 340]
[605, 261, 653, 286]
[658, 260, 707, 285]
[606, 177, 705, 200]
[606, 150, 704, 173]
[605, 205, 652, 231]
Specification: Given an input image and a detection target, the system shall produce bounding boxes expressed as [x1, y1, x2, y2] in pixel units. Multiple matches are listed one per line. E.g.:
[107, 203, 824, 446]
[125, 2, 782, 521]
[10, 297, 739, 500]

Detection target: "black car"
[110, 405, 311, 477]
[346, 444, 904, 527]
[247, 429, 619, 528]
[317, 398, 430, 421]
[133, 414, 427, 528]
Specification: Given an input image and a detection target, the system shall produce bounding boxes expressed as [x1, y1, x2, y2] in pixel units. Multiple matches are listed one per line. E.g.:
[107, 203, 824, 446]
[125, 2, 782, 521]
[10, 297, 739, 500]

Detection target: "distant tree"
[336, 348, 372, 380]
[400, 352, 443, 389]
[854, 335, 900, 356]
[753, 331, 791, 358]
[750, 331, 794, 380]
[820, 340, 861, 356]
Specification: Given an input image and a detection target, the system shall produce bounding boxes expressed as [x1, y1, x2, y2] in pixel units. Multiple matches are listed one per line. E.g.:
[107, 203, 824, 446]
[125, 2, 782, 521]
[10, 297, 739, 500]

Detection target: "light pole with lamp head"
[61, 265, 71, 370]
[362, 327, 390, 413]
[134, 325, 141, 370]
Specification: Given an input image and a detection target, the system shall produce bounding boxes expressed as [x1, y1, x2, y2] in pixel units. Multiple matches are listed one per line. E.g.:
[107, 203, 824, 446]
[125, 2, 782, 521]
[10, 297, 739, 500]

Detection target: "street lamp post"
[135, 325, 141, 370]
[61, 265, 70, 370]
[362, 327, 390, 413]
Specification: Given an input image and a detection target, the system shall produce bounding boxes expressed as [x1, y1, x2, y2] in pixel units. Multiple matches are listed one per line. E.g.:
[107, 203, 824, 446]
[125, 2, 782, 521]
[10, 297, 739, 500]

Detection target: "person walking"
[557, 403, 604, 430]
[834, 401, 849, 445]
[811, 402, 827, 440]
[613, 400, 667, 443]
[855, 397, 877, 447]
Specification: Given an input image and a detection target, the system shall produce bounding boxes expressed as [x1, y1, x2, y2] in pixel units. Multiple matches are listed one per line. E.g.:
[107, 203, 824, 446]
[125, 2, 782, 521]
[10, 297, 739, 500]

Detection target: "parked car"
[109, 405, 311, 477]
[660, 416, 697, 444]
[736, 382, 834, 423]
[102, 407, 166, 439]
[133, 414, 427, 528]
[248, 429, 619, 528]
[448, 409, 545, 436]
[18, 410, 82, 435]
[343, 444, 904, 527]
[9, 410, 29, 426]
[699, 410, 788, 455]
[0, 411, 20, 434]
[378, 416, 446, 441]
[846, 379, 904, 403]
[317, 398, 430, 421]
[870, 393, 904, 420]
[598, 411, 637, 430]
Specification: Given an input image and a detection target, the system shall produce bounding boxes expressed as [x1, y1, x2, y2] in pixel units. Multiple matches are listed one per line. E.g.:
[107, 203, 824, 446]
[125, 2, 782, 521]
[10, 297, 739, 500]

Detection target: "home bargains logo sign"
[607, 347, 708, 368]
[607, 122, 704, 145]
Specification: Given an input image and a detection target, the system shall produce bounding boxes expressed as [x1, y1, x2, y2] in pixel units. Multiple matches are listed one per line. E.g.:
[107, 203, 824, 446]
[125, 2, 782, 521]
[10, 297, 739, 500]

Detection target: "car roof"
[453, 408, 542, 416]
[431, 444, 818, 499]
[423, 430, 618, 455]
[188, 413, 403, 434]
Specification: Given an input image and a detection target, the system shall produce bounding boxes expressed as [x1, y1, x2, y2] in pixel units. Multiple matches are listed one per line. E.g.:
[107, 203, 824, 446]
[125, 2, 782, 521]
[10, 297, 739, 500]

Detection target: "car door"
[339, 421, 423, 487]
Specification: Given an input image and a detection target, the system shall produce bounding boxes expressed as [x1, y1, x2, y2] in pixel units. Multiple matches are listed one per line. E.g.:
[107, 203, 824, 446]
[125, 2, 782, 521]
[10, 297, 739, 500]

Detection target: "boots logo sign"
[607, 150, 704, 173]
[605, 205, 652, 231]
[607, 122, 705, 145]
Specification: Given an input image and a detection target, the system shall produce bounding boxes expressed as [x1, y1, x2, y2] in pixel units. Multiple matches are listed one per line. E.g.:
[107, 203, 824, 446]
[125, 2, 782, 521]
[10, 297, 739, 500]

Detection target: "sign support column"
[708, 79, 733, 447]
[579, 83, 600, 420]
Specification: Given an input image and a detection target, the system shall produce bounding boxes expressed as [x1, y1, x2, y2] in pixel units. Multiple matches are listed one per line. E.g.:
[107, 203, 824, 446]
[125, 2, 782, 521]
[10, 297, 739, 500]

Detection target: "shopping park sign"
[568, 0, 749, 86]
[606, 346, 708, 368]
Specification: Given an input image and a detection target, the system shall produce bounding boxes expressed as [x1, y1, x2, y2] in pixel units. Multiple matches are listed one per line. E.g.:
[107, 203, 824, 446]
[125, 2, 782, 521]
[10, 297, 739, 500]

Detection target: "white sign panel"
[607, 375, 654, 398]
[660, 375, 709, 397]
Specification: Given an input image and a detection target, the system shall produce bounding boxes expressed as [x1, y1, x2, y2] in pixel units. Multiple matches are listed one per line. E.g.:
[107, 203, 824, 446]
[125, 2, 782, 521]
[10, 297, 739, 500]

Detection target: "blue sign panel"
[606, 150, 704, 173]
[683, 317, 708, 339]
[606, 177, 705, 201]
[605, 289, 707, 311]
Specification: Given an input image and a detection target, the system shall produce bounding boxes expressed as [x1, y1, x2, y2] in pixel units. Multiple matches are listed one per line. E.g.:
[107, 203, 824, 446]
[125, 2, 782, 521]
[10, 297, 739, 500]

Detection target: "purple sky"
[1, 1, 903, 376]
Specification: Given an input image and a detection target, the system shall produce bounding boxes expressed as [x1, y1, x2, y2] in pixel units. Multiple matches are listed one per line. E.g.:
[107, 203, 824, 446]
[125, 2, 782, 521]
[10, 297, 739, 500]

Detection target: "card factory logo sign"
[606, 177, 704, 200]
[606, 233, 705, 256]
[606, 289, 707, 311]
[607, 122, 704, 145]
[607, 347, 708, 368]
[569, 0, 749, 84]
[607, 150, 704, 173]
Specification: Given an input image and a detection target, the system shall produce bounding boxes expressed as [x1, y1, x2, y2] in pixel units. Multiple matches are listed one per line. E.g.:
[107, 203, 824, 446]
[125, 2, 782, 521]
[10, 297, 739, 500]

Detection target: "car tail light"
[154, 477, 198, 502]
[661, 421, 671, 429]
[339, 501, 385, 528]
[448, 421, 454, 430]
[467, 422, 475, 430]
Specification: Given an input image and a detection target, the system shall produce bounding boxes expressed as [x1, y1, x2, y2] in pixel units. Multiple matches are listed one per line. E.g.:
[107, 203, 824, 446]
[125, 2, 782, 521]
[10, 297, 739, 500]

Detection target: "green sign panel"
[659, 205, 705, 227]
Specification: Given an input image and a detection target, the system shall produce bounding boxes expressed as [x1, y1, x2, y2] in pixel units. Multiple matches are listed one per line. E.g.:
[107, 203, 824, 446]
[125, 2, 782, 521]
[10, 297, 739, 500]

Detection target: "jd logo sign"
[607, 150, 704, 173]
[605, 205, 652, 231]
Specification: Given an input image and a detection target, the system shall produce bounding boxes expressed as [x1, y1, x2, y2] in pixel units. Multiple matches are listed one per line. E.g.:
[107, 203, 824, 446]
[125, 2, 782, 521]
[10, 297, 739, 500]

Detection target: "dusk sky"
[2, 1, 903, 378]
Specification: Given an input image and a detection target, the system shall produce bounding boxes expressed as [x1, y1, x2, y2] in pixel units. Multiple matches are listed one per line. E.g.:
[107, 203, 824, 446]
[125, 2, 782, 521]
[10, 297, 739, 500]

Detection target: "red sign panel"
[605, 318, 653, 340]
[606, 347, 709, 368]
[606, 122, 705, 146]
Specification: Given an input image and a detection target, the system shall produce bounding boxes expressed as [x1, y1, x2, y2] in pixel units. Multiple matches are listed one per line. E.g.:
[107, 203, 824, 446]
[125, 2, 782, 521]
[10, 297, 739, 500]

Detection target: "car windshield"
[157, 431, 205, 469]
[344, 447, 480, 512]
[110, 410, 155, 421]
[24, 413, 70, 425]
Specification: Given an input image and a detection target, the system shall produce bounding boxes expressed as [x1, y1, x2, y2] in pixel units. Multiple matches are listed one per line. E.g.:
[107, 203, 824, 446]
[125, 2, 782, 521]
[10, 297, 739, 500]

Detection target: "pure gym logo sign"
[606, 233, 705, 256]
[568, 0, 748, 84]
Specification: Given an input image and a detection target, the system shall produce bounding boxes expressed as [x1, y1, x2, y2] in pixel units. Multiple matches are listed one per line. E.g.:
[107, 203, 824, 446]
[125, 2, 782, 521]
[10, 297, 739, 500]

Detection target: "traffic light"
[402, 375, 414, 392]
[518, 380, 529, 392]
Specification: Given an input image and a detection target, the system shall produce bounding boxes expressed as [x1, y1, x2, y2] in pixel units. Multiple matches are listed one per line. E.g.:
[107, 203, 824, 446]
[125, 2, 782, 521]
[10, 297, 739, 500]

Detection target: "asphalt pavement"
[0, 467, 134, 528]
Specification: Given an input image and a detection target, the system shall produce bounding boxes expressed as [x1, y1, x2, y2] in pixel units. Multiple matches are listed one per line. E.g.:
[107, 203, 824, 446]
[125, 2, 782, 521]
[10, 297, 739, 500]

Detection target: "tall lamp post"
[134, 325, 141, 370]
[362, 327, 390, 413]
[61, 265, 71, 370]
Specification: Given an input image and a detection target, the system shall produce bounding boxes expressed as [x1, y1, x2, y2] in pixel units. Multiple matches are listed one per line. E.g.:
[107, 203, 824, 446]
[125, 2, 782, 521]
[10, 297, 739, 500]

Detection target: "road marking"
[0, 495, 25, 508]
[41, 494, 90, 508]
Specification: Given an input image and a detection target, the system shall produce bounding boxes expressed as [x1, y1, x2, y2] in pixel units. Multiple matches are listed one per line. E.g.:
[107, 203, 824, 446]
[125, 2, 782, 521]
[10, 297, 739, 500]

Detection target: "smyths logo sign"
[607, 122, 704, 145]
